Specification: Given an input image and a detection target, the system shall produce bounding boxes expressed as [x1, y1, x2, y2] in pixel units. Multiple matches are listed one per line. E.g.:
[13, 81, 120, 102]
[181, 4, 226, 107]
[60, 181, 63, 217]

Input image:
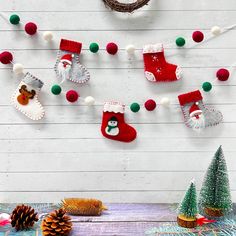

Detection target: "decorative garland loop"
[102, 0, 151, 13]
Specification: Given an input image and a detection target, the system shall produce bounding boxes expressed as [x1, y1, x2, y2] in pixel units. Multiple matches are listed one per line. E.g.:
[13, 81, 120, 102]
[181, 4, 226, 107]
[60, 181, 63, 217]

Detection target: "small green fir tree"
[178, 180, 198, 218]
[199, 146, 232, 214]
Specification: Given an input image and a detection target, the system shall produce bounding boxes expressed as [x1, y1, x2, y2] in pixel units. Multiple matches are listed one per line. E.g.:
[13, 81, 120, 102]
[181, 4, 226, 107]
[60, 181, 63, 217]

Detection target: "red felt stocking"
[101, 102, 137, 142]
[143, 43, 182, 82]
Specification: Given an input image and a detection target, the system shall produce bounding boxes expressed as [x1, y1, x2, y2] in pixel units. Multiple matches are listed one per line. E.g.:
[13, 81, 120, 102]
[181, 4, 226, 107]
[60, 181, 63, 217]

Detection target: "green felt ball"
[51, 84, 62, 95]
[9, 14, 20, 25]
[176, 37, 186, 47]
[202, 82, 212, 92]
[130, 103, 140, 113]
[89, 43, 99, 53]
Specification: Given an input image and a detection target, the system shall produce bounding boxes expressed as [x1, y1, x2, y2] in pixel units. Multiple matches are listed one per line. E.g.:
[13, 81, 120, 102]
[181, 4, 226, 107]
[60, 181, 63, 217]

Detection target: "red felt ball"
[106, 42, 118, 55]
[25, 22, 37, 35]
[144, 99, 157, 111]
[66, 90, 79, 103]
[0, 51, 13, 64]
[192, 31, 204, 43]
[216, 68, 230, 81]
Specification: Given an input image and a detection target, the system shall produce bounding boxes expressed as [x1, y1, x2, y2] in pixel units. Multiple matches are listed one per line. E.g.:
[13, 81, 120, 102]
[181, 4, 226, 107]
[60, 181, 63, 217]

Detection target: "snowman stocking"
[11, 72, 45, 120]
[143, 43, 182, 82]
[101, 101, 137, 142]
[54, 39, 90, 84]
[178, 90, 223, 131]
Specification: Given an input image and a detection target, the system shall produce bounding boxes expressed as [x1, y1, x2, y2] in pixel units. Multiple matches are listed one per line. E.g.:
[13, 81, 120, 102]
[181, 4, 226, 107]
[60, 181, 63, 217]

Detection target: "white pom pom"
[211, 26, 221, 36]
[0, 213, 10, 220]
[43, 31, 54, 41]
[160, 97, 170, 107]
[126, 44, 136, 54]
[84, 96, 95, 106]
[13, 63, 24, 75]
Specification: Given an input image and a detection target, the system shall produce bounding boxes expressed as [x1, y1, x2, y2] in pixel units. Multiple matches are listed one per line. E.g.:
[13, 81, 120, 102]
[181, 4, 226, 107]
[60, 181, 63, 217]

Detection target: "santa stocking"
[11, 72, 45, 120]
[143, 43, 182, 82]
[101, 101, 137, 142]
[54, 39, 90, 84]
[178, 90, 223, 131]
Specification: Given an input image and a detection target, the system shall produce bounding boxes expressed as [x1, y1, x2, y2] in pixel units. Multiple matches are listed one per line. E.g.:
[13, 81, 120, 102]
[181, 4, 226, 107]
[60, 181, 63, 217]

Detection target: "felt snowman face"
[108, 120, 118, 127]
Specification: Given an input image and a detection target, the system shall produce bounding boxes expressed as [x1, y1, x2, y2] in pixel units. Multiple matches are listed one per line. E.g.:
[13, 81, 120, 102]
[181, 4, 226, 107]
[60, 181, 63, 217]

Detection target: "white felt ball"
[13, 63, 24, 75]
[84, 96, 95, 106]
[43, 31, 54, 41]
[0, 213, 10, 220]
[211, 26, 221, 36]
[161, 97, 170, 107]
[126, 44, 136, 54]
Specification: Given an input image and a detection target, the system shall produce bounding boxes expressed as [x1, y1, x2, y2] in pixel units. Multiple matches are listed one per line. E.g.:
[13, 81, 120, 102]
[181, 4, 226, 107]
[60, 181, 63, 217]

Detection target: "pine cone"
[41, 208, 72, 236]
[11, 204, 38, 231]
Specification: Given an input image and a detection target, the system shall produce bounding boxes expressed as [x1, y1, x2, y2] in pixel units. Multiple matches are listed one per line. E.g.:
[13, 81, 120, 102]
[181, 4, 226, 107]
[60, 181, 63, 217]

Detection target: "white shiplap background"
[0, 0, 236, 203]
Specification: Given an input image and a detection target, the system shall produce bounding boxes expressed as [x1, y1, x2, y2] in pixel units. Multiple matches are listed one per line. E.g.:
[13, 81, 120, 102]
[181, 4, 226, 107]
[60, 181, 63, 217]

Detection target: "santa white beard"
[58, 62, 72, 83]
[187, 114, 205, 131]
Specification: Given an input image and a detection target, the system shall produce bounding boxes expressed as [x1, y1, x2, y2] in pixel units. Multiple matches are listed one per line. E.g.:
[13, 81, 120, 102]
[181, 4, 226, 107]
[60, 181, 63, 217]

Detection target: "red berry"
[192, 31, 204, 43]
[106, 42, 118, 55]
[145, 99, 157, 111]
[216, 68, 230, 81]
[25, 22, 37, 35]
[0, 51, 13, 64]
[66, 90, 79, 103]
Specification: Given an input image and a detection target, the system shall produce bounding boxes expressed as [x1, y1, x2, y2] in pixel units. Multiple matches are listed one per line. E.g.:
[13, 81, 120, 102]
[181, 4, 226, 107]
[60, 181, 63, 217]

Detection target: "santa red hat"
[189, 102, 202, 118]
[60, 54, 73, 65]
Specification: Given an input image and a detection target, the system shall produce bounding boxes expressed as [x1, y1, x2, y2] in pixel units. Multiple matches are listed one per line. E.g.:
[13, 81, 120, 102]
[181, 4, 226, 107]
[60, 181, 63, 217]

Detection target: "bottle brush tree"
[199, 146, 232, 217]
[177, 179, 198, 228]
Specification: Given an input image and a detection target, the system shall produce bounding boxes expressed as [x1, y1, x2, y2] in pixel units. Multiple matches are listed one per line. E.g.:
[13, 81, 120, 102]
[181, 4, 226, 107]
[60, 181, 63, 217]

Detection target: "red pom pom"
[192, 31, 204, 43]
[106, 42, 118, 55]
[216, 68, 230, 81]
[145, 99, 157, 111]
[25, 22, 37, 35]
[66, 90, 79, 103]
[0, 51, 13, 64]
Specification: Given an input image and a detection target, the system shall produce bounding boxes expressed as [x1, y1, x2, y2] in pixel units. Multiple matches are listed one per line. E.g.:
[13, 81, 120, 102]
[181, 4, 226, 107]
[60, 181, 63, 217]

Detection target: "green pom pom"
[51, 84, 62, 95]
[176, 37, 186, 47]
[130, 103, 140, 113]
[89, 43, 99, 53]
[9, 14, 20, 25]
[202, 82, 212, 92]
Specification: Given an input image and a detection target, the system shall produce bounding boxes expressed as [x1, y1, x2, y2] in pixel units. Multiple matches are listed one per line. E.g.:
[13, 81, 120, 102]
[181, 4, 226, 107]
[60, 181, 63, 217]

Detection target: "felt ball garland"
[43, 31, 54, 41]
[9, 14, 20, 25]
[130, 103, 140, 113]
[176, 37, 186, 47]
[202, 82, 212, 92]
[66, 90, 79, 103]
[126, 45, 136, 54]
[51, 84, 62, 95]
[106, 42, 118, 55]
[216, 68, 230, 81]
[13, 63, 24, 75]
[89, 43, 99, 53]
[84, 96, 95, 105]
[192, 31, 204, 43]
[211, 26, 221, 36]
[145, 99, 157, 111]
[25, 22, 37, 35]
[0, 51, 13, 64]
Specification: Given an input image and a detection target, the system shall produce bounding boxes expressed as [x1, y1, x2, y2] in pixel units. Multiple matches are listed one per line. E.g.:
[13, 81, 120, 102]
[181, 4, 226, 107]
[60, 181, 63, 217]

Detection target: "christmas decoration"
[11, 72, 45, 120]
[130, 102, 140, 113]
[199, 146, 233, 217]
[24, 22, 37, 35]
[177, 180, 198, 228]
[102, 0, 151, 13]
[106, 42, 118, 55]
[51, 84, 62, 95]
[62, 198, 107, 216]
[11, 204, 38, 231]
[89, 42, 99, 53]
[13, 63, 24, 75]
[160, 97, 170, 107]
[43, 31, 54, 41]
[101, 101, 137, 142]
[126, 44, 136, 54]
[0, 51, 13, 64]
[41, 208, 72, 236]
[66, 90, 79, 103]
[84, 96, 95, 105]
[143, 43, 182, 82]
[178, 90, 223, 131]
[144, 99, 156, 111]
[176, 37, 186, 47]
[211, 26, 221, 36]
[9, 14, 20, 25]
[202, 82, 212, 92]
[216, 68, 230, 81]
[0, 213, 10, 227]
[55, 38, 90, 84]
[192, 31, 204, 43]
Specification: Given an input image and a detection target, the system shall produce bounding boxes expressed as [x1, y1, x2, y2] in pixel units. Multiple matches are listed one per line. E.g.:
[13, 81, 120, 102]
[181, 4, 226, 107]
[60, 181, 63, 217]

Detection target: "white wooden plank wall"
[0, 0, 236, 203]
